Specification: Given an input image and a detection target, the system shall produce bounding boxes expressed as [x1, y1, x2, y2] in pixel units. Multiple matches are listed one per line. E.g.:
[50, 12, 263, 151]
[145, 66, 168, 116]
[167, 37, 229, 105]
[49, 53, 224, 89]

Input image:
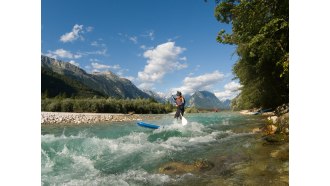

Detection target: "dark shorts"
[174, 106, 185, 119]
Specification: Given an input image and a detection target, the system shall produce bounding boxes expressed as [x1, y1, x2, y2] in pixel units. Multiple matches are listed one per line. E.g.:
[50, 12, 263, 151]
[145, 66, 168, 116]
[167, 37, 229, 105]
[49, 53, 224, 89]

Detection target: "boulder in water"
[159, 159, 214, 175]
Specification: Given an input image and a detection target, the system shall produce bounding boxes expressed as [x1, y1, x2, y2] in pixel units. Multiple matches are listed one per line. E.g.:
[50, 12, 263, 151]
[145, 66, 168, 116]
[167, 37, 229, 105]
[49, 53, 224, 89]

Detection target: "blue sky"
[42, 0, 241, 100]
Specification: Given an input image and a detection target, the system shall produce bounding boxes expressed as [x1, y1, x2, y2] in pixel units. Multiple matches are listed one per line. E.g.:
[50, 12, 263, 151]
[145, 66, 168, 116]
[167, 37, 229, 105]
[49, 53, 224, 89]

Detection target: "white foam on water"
[41, 148, 54, 173]
[41, 131, 90, 143]
[42, 120, 253, 185]
[222, 119, 230, 125]
[71, 155, 97, 172]
[85, 132, 151, 155]
[61, 169, 172, 186]
[153, 121, 207, 137]
[188, 131, 220, 143]
[57, 144, 70, 156]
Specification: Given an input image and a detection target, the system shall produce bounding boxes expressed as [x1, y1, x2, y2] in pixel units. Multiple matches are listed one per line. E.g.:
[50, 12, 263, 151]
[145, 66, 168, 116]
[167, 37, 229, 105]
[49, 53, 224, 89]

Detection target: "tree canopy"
[214, 0, 289, 109]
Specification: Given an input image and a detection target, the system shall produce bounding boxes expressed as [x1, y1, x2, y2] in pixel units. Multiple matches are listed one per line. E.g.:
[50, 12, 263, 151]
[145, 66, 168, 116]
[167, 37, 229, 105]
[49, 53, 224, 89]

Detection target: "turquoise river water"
[41, 112, 288, 185]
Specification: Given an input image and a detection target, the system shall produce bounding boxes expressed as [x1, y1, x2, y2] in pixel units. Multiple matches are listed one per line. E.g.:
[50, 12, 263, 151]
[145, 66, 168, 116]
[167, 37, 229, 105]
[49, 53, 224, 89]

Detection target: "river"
[41, 112, 288, 185]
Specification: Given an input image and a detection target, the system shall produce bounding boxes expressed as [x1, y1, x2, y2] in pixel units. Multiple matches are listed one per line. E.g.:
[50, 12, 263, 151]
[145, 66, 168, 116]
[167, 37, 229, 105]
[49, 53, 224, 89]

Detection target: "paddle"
[180, 113, 188, 126]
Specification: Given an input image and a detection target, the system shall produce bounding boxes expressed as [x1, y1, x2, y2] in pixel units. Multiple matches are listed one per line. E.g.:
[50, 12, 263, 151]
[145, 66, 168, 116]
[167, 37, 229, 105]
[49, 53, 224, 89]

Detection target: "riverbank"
[241, 104, 289, 144]
[41, 112, 161, 125]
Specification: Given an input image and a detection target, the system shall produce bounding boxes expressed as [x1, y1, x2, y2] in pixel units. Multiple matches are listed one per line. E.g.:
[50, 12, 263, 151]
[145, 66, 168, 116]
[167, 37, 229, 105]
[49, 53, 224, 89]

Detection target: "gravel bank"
[41, 112, 147, 125]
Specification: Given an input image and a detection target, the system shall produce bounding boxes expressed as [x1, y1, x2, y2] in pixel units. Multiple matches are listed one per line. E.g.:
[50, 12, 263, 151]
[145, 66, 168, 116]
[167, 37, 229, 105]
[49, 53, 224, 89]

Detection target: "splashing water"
[41, 112, 288, 185]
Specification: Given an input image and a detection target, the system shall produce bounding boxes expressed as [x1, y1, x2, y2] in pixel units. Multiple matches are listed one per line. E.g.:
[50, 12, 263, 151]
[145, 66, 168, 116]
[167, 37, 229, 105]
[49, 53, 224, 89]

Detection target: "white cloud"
[138, 82, 155, 90]
[214, 90, 234, 101]
[137, 42, 187, 89]
[91, 62, 110, 69]
[140, 45, 153, 50]
[129, 36, 138, 44]
[215, 81, 242, 101]
[171, 71, 225, 95]
[124, 76, 135, 81]
[91, 41, 106, 47]
[60, 24, 84, 43]
[111, 64, 121, 70]
[118, 33, 140, 44]
[46, 49, 81, 59]
[90, 61, 123, 73]
[86, 26, 94, 32]
[69, 60, 79, 67]
[83, 48, 107, 56]
[224, 81, 242, 91]
[179, 56, 187, 61]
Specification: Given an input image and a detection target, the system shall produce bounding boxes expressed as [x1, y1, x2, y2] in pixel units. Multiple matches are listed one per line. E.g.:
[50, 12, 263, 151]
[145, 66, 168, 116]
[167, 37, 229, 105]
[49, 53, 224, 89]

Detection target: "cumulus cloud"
[224, 81, 242, 91]
[140, 45, 153, 50]
[91, 62, 110, 70]
[69, 60, 79, 67]
[124, 76, 135, 81]
[137, 42, 187, 89]
[171, 71, 225, 95]
[46, 49, 81, 59]
[90, 61, 124, 74]
[215, 81, 242, 101]
[179, 56, 187, 61]
[60, 24, 84, 43]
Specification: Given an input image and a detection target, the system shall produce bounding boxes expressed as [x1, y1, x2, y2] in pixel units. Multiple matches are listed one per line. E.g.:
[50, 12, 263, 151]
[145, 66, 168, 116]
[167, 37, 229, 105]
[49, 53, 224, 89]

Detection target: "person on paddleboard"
[173, 91, 185, 119]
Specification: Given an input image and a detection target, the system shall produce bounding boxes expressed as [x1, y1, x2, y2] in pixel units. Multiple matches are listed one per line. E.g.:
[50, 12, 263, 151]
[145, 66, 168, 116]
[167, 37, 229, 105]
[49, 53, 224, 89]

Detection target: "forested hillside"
[42, 67, 106, 98]
[214, 0, 289, 110]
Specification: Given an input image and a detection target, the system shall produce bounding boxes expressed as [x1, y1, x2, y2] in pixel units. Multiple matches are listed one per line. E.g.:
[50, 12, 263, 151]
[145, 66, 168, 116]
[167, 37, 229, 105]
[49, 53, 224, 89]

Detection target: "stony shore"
[41, 112, 159, 125]
[241, 104, 289, 139]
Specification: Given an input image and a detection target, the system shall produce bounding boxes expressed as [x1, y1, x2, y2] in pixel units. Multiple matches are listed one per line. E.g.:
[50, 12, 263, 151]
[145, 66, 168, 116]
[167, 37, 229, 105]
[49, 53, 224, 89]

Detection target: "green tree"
[215, 0, 289, 109]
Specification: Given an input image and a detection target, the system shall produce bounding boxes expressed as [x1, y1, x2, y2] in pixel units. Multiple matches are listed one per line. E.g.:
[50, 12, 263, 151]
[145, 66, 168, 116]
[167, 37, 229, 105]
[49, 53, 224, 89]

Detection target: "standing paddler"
[173, 91, 185, 120]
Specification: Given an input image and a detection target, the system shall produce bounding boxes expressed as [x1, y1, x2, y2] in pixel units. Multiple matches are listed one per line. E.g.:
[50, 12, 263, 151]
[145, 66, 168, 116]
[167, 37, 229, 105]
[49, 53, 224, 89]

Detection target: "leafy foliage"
[41, 98, 174, 114]
[215, 0, 289, 109]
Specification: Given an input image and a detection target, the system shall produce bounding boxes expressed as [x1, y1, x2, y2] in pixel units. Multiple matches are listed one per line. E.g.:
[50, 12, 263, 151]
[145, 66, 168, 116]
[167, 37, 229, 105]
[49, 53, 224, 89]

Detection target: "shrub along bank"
[42, 98, 174, 114]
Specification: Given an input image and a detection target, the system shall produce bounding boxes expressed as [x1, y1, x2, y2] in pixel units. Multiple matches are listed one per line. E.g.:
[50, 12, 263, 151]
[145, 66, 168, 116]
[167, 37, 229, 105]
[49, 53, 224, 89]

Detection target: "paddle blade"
[182, 116, 188, 126]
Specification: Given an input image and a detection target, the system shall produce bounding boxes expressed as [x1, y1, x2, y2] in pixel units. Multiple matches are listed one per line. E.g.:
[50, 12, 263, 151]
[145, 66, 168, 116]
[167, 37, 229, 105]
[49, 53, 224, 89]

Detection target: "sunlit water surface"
[41, 112, 288, 185]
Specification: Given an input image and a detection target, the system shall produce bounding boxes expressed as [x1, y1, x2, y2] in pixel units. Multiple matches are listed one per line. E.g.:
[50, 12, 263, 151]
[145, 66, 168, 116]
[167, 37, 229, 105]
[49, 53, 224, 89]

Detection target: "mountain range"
[143, 90, 231, 110]
[187, 91, 230, 110]
[41, 55, 231, 109]
[41, 55, 150, 99]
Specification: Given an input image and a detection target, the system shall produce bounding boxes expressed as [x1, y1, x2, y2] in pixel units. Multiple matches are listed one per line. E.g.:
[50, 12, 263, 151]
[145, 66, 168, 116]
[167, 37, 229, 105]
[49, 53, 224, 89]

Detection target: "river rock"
[159, 160, 214, 175]
[41, 112, 143, 125]
[268, 116, 278, 124]
[263, 134, 288, 145]
[252, 128, 262, 133]
[264, 124, 277, 135]
[275, 104, 289, 115]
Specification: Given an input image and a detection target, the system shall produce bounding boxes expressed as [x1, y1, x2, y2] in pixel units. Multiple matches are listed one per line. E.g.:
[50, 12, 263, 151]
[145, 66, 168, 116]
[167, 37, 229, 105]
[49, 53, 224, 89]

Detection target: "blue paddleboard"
[137, 121, 160, 129]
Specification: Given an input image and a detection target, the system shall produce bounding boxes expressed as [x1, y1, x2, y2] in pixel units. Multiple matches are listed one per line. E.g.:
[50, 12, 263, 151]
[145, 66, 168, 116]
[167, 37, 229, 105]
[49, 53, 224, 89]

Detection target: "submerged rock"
[159, 159, 214, 175]
[263, 134, 288, 145]
[270, 145, 289, 161]
[252, 127, 262, 133]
